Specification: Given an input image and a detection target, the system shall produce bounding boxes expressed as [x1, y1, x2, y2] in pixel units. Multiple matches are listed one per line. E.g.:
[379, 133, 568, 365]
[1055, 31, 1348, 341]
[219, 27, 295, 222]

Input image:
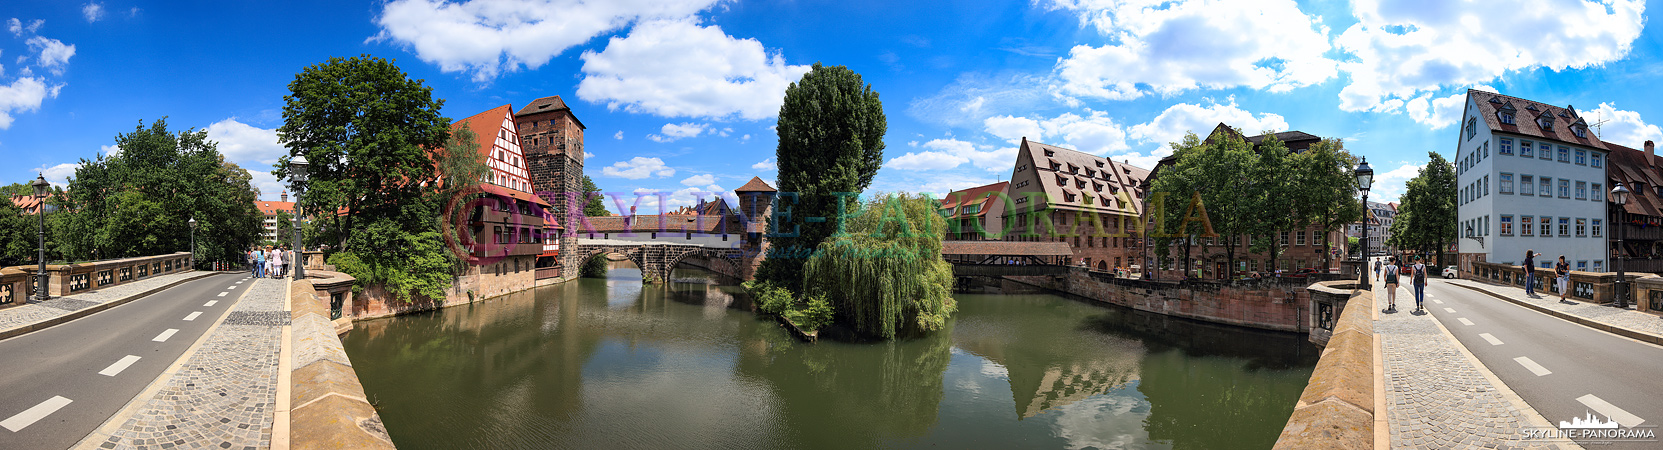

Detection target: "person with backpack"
[1373, 259, 1382, 281]
[1411, 256, 1428, 313]
[1522, 250, 1536, 296]
[1382, 256, 1400, 312]
[1556, 255, 1571, 303]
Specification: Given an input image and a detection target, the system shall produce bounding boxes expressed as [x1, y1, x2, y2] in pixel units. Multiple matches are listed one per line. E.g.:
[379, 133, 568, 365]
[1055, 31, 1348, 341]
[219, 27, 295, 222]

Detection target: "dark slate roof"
[1604, 141, 1663, 217]
[515, 96, 569, 116]
[735, 176, 777, 192]
[1016, 139, 1150, 216]
[1468, 90, 1607, 151]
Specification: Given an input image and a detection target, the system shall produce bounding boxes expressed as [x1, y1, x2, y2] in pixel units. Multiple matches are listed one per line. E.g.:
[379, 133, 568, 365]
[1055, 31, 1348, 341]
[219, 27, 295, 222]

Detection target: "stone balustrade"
[1274, 280, 1374, 449]
[1627, 275, 1663, 316]
[12, 252, 192, 298]
[305, 270, 356, 334]
[0, 267, 28, 308]
[289, 278, 393, 450]
[1469, 261, 1641, 303]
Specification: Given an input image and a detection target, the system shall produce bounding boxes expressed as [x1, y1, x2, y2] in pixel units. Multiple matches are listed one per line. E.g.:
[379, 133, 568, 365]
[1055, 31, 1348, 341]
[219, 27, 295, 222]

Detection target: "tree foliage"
[802, 193, 955, 339]
[580, 175, 608, 217]
[52, 119, 262, 265]
[0, 183, 43, 265]
[1387, 152, 1457, 265]
[757, 63, 887, 293]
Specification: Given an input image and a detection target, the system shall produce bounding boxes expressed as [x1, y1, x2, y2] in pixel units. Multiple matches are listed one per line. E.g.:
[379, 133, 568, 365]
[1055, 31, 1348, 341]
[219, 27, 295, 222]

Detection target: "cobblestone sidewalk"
[0, 272, 211, 334]
[1447, 279, 1663, 340]
[1376, 284, 1566, 450]
[94, 277, 289, 450]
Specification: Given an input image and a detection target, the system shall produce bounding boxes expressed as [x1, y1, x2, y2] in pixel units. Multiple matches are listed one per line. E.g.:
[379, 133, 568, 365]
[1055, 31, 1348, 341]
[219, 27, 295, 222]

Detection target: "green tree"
[802, 193, 954, 339]
[1292, 139, 1363, 269]
[1247, 134, 1300, 271]
[756, 63, 887, 294]
[0, 184, 37, 265]
[1390, 153, 1457, 265]
[55, 119, 262, 264]
[580, 175, 608, 217]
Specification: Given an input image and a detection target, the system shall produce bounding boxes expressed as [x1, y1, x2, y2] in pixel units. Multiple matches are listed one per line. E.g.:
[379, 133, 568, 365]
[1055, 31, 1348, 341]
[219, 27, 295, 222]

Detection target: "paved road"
[0, 273, 246, 450]
[1416, 279, 1663, 446]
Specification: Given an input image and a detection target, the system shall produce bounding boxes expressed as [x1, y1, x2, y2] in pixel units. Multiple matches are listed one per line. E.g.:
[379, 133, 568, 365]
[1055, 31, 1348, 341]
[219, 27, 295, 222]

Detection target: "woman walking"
[1382, 256, 1400, 312]
[1411, 256, 1428, 313]
[253, 246, 266, 278]
[272, 247, 285, 279]
[1523, 250, 1536, 296]
[1556, 255, 1571, 303]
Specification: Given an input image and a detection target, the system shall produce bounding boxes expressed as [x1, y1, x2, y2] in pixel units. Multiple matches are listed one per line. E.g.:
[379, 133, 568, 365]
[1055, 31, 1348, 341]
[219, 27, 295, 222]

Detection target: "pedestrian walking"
[1411, 256, 1428, 313]
[1556, 255, 1571, 303]
[272, 247, 285, 279]
[1382, 256, 1400, 312]
[1523, 250, 1536, 296]
[1373, 259, 1381, 281]
[248, 247, 258, 278]
[254, 247, 266, 278]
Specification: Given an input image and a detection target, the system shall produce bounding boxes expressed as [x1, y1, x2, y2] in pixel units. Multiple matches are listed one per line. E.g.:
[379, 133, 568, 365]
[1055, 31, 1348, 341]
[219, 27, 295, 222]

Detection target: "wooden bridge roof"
[941, 240, 1073, 256]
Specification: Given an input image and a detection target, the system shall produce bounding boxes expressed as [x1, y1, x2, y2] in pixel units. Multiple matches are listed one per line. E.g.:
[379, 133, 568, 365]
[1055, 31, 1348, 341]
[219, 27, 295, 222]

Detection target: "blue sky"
[3, 0, 1660, 213]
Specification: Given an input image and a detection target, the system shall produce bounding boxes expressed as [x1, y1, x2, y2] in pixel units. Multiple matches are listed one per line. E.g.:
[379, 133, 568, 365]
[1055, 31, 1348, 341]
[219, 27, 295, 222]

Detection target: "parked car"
[1400, 264, 1414, 275]
[1443, 266, 1459, 278]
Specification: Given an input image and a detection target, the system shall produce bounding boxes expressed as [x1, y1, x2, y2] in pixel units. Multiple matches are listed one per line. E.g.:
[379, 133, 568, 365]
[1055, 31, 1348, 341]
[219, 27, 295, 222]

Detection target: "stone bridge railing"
[1274, 280, 1375, 449]
[289, 278, 394, 449]
[575, 242, 743, 283]
[6, 252, 193, 303]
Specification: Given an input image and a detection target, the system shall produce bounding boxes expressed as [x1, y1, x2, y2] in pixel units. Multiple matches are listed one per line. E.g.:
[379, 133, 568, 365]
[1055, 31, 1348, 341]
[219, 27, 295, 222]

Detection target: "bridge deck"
[575, 238, 742, 249]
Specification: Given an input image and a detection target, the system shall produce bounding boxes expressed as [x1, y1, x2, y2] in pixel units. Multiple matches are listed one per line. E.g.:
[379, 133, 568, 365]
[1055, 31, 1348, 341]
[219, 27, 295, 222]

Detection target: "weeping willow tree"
[802, 193, 955, 339]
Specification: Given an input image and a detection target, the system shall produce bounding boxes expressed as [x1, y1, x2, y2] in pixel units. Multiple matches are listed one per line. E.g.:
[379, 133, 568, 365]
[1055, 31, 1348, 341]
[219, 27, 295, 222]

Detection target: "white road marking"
[217, 292, 227, 297]
[1, 396, 72, 432]
[183, 312, 202, 321]
[204, 300, 217, 307]
[1457, 318, 1474, 326]
[98, 355, 142, 376]
[1576, 394, 1646, 428]
[152, 329, 179, 342]
[1478, 333, 1503, 346]
[1433, 299, 1445, 304]
[1514, 356, 1552, 376]
[226, 285, 237, 289]
[1444, 307, 1457, 313]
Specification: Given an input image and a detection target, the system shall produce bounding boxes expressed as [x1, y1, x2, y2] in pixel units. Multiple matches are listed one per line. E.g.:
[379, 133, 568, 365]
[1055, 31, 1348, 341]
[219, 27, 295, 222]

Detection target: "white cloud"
[246, 169, 287, 201]
[647, 122, 707, 142]
[577, 19, 809, 120]
[1047, 0, 1336, 101]
[100, 144, 120, 156]
[206, 118, 288, 167]
[601, 156, 676, 179]
[82, 3, 105, 22]
[1405, 87, 1493, 129]
[0, 77, 57, 129]
[681, 174, 714, 186]
[614, 130, 623, 140]
[886, 151, 968, 171]
[1371, 162, 1424, 203]
[907, 72, 1052, 128]
[1127, 98, 1290, 151]
[7, 18, 43, 37]
[1589, 103, 1663, 149]
[30, 162, 78, 188]
[371, 0, 721, 82]
[26, 36, 74, 74]
[1334, 0, 1645, 112]
[983, 110, 1129, 155]
[751, 158, 775, 171]
[583, 151, 595, 159]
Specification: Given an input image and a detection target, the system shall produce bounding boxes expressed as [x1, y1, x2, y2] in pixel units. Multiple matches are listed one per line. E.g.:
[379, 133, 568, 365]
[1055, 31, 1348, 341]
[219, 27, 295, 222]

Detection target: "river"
[342, 263, 1319, 449]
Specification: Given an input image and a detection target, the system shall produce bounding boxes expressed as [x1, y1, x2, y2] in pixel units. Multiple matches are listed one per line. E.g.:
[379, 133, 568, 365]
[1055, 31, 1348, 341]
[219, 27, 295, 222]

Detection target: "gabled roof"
[1604, 140, 1663, 217]
[940, 181, 1009, 219]
[514, 95, 586, 129]
[1468, 90, 1606, 151]
[9, 195, 46, 215]
[735, 176, 777, 193]
[1016, 138, 1149, 215]
[257, 201, 295, 215]
[452, 104, 515, 160]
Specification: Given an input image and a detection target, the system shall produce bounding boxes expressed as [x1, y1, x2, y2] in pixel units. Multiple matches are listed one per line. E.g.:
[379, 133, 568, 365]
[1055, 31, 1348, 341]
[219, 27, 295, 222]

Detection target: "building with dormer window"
[1002, 138, 1148, 272]
[1455, 90, 1610, 274]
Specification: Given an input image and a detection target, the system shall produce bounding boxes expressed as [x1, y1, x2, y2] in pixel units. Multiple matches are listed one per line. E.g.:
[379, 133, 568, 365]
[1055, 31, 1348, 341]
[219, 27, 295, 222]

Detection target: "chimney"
[1647, 140, 1656, 167]
[281, 191, 288, 202]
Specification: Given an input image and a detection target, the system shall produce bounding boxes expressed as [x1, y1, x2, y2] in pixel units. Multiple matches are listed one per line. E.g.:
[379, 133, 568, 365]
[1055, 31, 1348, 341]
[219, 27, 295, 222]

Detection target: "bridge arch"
[578, 247, 647, 278]
[665, 248, 745, 281]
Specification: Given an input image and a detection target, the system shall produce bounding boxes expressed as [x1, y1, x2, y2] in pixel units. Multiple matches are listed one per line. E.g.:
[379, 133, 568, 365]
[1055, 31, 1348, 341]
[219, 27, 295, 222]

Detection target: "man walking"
[1523, 250, 1536, 296]
[1411, 256, 1428, 313]
[1373, 259, 1381, 281]
[1382, 256, 1400, 312]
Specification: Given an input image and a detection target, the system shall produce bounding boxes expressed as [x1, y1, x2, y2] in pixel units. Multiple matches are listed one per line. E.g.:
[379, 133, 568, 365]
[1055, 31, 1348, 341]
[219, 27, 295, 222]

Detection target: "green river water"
[342, 263, 1319, 449]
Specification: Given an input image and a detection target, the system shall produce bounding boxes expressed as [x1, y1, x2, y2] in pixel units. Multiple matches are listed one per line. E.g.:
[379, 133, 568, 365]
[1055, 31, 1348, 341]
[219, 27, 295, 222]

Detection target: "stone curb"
[0, 270, 216, 342]
[1448, 281, 1663, 346]
[1274, 281, 1374, 449]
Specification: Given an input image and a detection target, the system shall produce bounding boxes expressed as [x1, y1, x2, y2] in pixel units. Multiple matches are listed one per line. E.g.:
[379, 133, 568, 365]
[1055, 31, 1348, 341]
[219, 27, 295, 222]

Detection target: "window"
[1558, 145, 1570, 162]
[1520, 175, 1534, 196]
[1577, 261, 1587, 271]
[1540, 216, 1553, 237]
[1574, 126, 1587, 138]
[1592, 153, 1603, 168]
[1558, 179, 1570, 198]
[1522, 216, 1534, 236]
[1593, 260, 1603, 272]
[1500, 173, 1514, 194]
[1280, 231, 1290, 244]
[1592, 219, 1602, 238]
[1539, 177, 1552, 196]
[1593, 183, 1603, 202]
[1296, 231, 1307, 246]
[1045, 150, 1055, 157]
[961, 204, 981, 215]
[1501, 112, 1515, 124]
[1484, 175, 1490, 196]
[1500, 215, 1513, 236]
[1575, 149, 1587, 165]
[494, 226, 504, 244]
[1466, 117, 1478, 140]
[1576, 218, 1586, 237]
[1576, 181, 1587, 200]
[1499, 138, 1513, 155]
[1483, 141, 1490, 159]
[1559, 217, 1570, 236]
[1521, 140, 1534, 158]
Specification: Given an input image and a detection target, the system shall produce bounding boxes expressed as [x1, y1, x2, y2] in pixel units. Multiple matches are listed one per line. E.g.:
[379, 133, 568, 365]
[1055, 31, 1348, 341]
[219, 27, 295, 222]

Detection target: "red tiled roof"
[578, 214, 741, 234]
[941, 240, 1073, 256]
[9, 195, 45, 214]
[257, 201, 295, 215]
[453, 104, 515, 161]
[1468, 90, 1606, 151]
[735, 176, 776, 192]
[940, 181, 1009, 218]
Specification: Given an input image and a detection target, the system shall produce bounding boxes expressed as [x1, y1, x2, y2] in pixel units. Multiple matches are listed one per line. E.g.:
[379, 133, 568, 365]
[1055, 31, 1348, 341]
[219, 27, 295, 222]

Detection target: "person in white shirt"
[272, 247, 285, 279]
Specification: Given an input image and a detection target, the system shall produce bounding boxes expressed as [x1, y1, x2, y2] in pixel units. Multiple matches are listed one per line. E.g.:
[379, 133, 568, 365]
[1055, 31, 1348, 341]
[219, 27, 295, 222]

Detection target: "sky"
[3, 0, 1661, 214]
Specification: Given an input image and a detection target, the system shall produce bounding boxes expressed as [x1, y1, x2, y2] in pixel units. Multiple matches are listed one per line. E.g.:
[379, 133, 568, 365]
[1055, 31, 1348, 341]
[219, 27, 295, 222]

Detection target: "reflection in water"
[343, 263, 1316, 450]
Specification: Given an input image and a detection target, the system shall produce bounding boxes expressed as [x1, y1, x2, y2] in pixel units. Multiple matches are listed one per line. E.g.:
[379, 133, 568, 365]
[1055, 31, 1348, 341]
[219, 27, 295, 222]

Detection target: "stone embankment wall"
[1005, 267, 1321, 332]
[290, 278, 396, 449]
[341, 255, 540, 320]
[1273, 281, 1375, 449]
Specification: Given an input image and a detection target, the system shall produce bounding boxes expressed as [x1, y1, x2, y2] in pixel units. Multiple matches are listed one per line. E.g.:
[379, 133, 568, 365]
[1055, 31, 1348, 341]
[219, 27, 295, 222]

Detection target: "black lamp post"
[289, 155, 309, 280]
[30, 174, 50, 300]
[1356, 158, 1374, 289]
[189, 217, 197, 269]
[1612, 183, 1631, 309]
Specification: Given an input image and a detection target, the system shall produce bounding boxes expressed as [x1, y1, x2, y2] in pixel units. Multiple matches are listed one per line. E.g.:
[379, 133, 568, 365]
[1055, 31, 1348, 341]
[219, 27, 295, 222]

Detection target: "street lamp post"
[30, 174, 50, 301]
[288, 155, 309, 281]
[1612, 183, 1631, 309]
[1356, 158, 1374, 290]
[189, 217, 197, 269]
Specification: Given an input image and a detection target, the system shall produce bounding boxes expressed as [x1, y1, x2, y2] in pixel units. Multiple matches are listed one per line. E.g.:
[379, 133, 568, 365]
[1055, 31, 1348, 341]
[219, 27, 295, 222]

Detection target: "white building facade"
[1455, 90, 1610, 274]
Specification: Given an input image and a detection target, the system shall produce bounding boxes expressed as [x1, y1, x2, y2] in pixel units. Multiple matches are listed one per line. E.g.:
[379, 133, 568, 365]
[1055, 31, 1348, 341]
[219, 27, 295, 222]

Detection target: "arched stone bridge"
[576, 239, 745, 283]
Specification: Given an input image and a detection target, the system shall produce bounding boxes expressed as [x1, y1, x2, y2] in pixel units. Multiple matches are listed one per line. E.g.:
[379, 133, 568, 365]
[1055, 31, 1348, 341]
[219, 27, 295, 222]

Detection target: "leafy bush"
[782, 294, 834, 332]
[803, 193, 955, 339]
[745, 280, 794, 315]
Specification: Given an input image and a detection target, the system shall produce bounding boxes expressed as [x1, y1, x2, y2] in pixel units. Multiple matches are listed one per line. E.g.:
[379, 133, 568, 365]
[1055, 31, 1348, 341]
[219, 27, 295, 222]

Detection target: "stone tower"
[733, 176, 777, 279]
[515, 96, 586, 279]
